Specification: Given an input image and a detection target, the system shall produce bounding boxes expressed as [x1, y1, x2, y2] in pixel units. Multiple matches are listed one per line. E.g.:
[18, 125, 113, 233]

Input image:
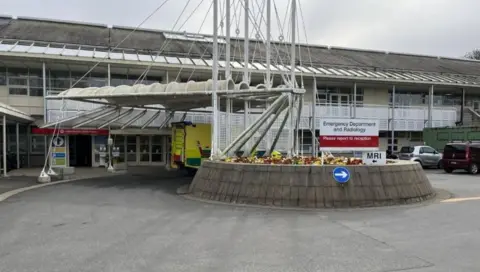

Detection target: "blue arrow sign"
[333, 167, 350, 184]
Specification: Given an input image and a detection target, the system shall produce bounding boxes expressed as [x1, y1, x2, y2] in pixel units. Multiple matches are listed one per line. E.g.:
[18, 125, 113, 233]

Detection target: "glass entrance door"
[330, 94, 349, 106]
[126, 136, 137, 163]
[92, 136, 107, 167]
[139, 136, 150, 164]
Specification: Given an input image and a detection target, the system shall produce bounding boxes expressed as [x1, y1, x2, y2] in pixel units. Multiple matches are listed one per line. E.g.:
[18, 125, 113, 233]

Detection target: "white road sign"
[52, 136, 65, 147]
[362, 151, 387, 165]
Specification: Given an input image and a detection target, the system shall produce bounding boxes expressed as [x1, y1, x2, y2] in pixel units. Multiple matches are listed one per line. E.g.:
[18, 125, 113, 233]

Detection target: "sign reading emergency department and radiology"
[319, 118, 379, 151]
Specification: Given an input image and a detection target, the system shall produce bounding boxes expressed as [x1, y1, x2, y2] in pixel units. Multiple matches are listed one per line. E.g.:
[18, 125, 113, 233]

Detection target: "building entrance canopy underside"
[43, 79, 303, 130]
[0, 102, 34, 123]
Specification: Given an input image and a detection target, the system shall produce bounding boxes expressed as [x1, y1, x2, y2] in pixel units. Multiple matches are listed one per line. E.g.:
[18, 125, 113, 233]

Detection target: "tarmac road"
[0, 169, 479, 272]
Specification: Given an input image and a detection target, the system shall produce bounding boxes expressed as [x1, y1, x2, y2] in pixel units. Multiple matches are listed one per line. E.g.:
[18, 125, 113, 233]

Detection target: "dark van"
[442, 141, 480, 174]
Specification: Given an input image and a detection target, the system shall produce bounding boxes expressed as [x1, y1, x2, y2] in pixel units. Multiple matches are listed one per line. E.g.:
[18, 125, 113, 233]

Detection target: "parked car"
[442, 141, 480, 174]
[398, 145, 443, 168]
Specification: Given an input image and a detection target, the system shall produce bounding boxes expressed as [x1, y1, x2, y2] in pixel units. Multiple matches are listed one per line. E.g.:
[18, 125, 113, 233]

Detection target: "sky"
[2, 0, 479, 58]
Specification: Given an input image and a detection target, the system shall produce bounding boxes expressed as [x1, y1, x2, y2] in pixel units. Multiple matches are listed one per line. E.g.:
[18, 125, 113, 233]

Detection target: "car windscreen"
[399, 146, 415, 153]
[443, 144, 466, 159]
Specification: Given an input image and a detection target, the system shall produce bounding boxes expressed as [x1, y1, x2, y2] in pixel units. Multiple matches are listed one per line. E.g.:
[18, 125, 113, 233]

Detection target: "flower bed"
[223, 156, 397, 165]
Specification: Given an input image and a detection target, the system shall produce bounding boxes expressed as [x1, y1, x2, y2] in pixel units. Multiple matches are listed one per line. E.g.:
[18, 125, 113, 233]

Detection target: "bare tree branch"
[465, 49, 480, 60]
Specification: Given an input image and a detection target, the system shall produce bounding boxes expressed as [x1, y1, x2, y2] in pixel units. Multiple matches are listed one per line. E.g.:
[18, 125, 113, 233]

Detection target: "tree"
[465, 49, 480, 60]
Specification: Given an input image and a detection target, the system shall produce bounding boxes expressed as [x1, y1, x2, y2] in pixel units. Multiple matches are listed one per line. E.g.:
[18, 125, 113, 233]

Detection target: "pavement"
[0, 168, 479, 271]
[0, 167, 123, 195]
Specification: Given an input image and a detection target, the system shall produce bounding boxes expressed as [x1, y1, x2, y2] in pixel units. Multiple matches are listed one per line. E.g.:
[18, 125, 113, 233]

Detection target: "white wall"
[0, 86, 44, 116]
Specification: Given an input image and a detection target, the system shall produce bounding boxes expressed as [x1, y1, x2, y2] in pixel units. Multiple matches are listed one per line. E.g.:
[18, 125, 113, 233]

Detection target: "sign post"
[318, 118, 380, 151]
[51, 135, 67, 167]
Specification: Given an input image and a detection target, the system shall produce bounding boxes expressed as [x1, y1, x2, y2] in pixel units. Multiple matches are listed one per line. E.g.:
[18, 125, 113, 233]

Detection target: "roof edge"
[16, 16, 108, 29]
[4, 15, 480, 65]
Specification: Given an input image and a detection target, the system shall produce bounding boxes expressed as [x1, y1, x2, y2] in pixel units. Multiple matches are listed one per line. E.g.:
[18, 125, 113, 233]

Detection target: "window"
[388, 145, 398, 152]
[152, 136, 163, 162]
[8, 76, 28, 86]
[9, 87, 28, 95]
[113, 136, 125, 163]
[8, 68, 29, 95]
[444, 144, 466, 152]
[30, 135, 46, 154]
[420, 147, 435, 154]
[400, 146, 415, 153]
[29, 73, 44, 96]
[49, 71, 71, 90]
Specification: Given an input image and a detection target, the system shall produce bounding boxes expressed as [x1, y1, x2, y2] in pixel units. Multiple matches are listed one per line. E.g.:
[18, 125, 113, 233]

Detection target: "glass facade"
[316, 87, 364, 106]
[111, 135, 166, 165]
[387, 89, 477, 107]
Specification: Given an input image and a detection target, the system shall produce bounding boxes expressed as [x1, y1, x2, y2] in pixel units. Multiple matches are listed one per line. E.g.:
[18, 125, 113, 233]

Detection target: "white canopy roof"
[48, 80, 296, 111]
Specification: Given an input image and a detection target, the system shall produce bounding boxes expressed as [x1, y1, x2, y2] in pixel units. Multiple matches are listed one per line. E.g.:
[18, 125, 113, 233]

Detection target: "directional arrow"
[334, 171, 348, 179]
[53, 136, 64, 147]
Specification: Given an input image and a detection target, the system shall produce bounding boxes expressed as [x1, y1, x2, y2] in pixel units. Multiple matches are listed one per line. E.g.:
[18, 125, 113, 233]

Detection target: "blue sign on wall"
[333, 167, 350, 184]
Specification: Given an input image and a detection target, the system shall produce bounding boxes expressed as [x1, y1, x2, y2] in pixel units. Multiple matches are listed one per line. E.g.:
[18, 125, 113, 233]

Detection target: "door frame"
[125, 135, 166, 166]
[330, 93, 349, 107]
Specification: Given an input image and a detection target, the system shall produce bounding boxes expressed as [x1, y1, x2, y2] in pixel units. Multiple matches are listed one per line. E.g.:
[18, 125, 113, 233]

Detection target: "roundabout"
[188, 158, 436, 208]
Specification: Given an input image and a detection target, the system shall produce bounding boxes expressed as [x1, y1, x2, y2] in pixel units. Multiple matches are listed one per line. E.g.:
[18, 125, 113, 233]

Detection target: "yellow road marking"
[442, 196, 480, 203]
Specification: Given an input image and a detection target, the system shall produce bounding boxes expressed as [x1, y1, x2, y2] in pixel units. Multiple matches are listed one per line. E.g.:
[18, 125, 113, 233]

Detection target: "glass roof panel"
[276, 64, 290, 71]
[307, 67, 322, 74]
[124, 52, 139, 61]
[316, 67, 333, 75]
[428, 74, 451, 82]
[77, 48, 94, 57]
[191, 58, 206, 65]
[388, 71, 411, 80]
[240, 62, 256, 70]
[286, 65, 301, 72]
[252, 62, 266, 70]
[327, 68, 344, 76]
[93, 50, 108, 59]
[28, 45, 47, 54]
[109, 51, 124, 60]
[178, 57, 193, 65]
[269, 64, 280, 71]
[138, 54, 153, 62]
[204, 37, 227, 44]
[165, 56, 180, 64]
[218, 60, 226, 67]
[406, 73, 430, 81]
[152, 55, 167, 63]
[352, 70, 373, 77]
[61, 48, 79, 56]
[204, 59, 214, 66]
[370, 71, 389, 78]
[450, 76, 469, 84]
[44, 45, 65, 55]
[363, 71, 383, 78]
[344, 69, 363, 77]
[0, 42, 14, 52]
[230, 61, 243, 68]
[297, 66, 313, 73]
[335, 68, 353, 76]
[10, 44, 32, 53]
[380, 71, 401, 79]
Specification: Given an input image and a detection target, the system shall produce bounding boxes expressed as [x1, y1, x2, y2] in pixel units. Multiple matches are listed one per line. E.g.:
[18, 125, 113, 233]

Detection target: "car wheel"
[469, 163, 479, 175]
[437, 160, 443, 169]
[444, 168, 453, 173]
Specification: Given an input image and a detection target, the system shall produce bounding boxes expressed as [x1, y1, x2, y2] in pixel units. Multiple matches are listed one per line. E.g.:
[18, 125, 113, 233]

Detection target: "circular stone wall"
[188, 160, 436, 208]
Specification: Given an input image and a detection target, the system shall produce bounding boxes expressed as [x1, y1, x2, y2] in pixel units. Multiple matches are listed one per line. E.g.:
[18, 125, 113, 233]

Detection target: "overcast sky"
[2, 0, 478, 58]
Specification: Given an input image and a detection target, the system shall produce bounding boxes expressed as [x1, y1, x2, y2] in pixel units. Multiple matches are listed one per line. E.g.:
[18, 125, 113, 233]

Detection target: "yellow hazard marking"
[442, 196, 480, 203]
